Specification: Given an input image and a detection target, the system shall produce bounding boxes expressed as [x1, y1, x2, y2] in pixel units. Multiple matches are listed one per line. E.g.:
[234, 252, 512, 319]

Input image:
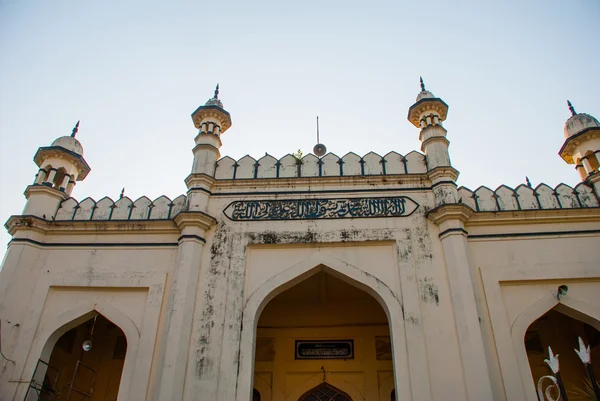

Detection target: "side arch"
[236, 253, 421, 401]
[25, 299, 140, 401]
[510, 293, 600, 401]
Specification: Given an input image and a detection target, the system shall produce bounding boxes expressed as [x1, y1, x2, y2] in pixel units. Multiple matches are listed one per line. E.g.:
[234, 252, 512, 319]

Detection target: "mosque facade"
[0, 83, 599, 401]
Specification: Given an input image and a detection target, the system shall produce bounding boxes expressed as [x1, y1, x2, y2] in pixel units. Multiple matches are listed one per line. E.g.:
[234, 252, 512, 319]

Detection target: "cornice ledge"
[185, 173, 217, 189]
[5, 215, 181, 236]
[426, 203, 474, 225]
[5, 215, 47, 236]
[24, 184, 70, 200]
[427, 166, 460, 182]
[466, 207, 600, 226]
[212, 173, 430, 191]
[559, 127, 600, 161]
[420, 136, 450, 152]
[174, 211, 217, 231]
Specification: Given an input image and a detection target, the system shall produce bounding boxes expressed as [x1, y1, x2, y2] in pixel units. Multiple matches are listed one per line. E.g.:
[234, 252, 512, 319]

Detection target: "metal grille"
[298, 383, 351, 401]
[24, 359, 96, 401]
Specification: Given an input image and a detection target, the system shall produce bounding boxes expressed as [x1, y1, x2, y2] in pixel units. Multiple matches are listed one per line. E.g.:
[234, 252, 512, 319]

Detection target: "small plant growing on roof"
[293, 149, 304, 164]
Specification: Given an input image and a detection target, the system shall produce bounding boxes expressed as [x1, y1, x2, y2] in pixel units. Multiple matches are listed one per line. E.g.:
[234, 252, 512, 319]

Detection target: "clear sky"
[0, 0, 599, 260]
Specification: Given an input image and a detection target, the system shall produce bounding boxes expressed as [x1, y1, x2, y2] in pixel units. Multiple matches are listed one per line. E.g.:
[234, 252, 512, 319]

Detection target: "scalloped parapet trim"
[53, 194, 188, 221]
[456, 182, 599, 212]
[214, 151, 428, 179]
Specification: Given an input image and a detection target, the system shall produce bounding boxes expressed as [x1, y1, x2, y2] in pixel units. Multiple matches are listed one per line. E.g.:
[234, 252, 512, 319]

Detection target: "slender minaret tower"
[415, 79, 495, 400]
[408, 77, 458, 205]
[23, 122, 91, 218]
[186, 84, 232, 211]
[559, 100, 600, 194]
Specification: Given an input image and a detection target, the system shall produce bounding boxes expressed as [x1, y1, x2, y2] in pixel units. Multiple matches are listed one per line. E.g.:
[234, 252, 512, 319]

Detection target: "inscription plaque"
[223, 196, 419, 221]
[295, 340, 354, 360]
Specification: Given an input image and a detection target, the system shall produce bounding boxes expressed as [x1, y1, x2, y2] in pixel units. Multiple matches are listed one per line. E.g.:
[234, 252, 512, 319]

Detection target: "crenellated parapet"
[214, 151, 428, 180]
[456, 182, 598, 212]
[53, 194, 188, 221]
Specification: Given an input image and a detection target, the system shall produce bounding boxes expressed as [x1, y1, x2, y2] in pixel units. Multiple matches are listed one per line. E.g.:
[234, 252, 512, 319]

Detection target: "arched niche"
[21, 300, 140, 401]
[236, 254, 416, 401]
[510, 293, 600, 401]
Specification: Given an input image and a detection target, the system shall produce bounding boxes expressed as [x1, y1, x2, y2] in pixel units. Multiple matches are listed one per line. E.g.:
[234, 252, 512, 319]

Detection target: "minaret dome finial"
[71, 121, 80, 137]
[214, 83, 220, 99]
[567, 100, 576, 116]
[420, 76, 426, 92]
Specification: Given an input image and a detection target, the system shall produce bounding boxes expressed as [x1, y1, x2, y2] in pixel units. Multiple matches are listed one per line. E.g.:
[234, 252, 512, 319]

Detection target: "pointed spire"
[214, 83, 220, 99]
[119, 188, 125, 199]
[526, 177, 532, 188]
[420, 76, 426, 92]
[567, 100, 576, 116]
[71, 121, 80, 137]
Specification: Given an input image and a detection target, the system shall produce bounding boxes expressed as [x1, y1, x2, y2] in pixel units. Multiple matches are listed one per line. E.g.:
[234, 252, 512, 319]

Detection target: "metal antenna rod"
[316, 116, 320, 144]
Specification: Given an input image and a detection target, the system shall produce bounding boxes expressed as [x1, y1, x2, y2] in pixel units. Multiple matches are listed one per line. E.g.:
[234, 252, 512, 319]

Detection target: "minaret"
[186, 84, 232, 211]
[415, 79, 495, 400]
[559, 100, 600, 193]
[23, 122, 91, 218]
[407, 77, 458, 205]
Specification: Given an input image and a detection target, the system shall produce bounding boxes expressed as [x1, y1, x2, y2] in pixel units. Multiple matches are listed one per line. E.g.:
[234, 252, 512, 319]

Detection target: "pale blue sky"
[1, 0, 599, 259]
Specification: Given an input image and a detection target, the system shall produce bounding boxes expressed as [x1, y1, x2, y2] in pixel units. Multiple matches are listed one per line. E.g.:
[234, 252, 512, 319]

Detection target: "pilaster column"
[156, 211, 216, 401]
[59, 174, 70, 192]
[34, 168, 47, 184]
[428, 166, 459, 206]
[44, 168, 57, 185]
[427, 204, 494, 401]
[185, 174, 216, 212]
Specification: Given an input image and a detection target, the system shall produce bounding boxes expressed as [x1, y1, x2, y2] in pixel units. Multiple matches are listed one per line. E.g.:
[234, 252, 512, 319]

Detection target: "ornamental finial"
[214, 83, 220, 99]
[567, 100, 576, 116]
[544, 346, 560, 374]
[574, 336, 591, 364]
[420, 76, 426, 92]
[71, 121, 80, 138]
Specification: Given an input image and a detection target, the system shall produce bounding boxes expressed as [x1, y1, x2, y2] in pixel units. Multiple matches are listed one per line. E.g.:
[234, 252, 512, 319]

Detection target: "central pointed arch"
[235, 253, 415, 401]
[298, 382, 352, 401]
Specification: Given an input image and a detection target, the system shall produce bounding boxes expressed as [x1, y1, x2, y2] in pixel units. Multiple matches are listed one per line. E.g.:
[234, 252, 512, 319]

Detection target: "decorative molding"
[407, 98, 449, 127]
[223, 196, 419, 221]
[559, 127, 600, 163]
[467, 229, 600, 240]
[428, 166, 459, 182]
[191, 105, 232, 132]
[177, 234, 206, 244]
[439, 227, 469, 239]
[173, 210, 217, 230]
[4, 215, 179, 236]
[33, 146, 91, 180]
[185, 173, 216, 190]
[24, 184, 69, 201]
[9, 238, 179, 248]
[466, 207, 600, 226]
[426, 203, 474, 225]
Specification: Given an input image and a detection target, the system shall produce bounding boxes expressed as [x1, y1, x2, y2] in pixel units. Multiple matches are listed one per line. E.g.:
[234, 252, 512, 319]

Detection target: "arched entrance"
[237, 255, 414, 401]
[252, 268, 396, 401]
[25, 313, 127, 401]
[524, 306, 600, 398]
